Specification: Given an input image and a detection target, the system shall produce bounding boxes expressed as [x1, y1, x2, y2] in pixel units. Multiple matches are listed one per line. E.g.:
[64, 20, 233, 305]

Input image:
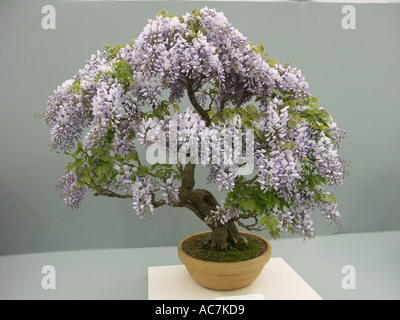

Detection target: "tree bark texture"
[178, 163, 240, 250]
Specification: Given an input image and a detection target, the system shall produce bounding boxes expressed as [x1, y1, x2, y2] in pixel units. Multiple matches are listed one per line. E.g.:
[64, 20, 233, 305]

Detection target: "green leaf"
[95, 73, 103, 83]
[222, 108, 234, 120]
[245, 104, 259, 117]
[115, 154, 124, 162]
[286, 99, 299, 109]
[225, 199, 235, 209]
[272, 89, 282, 96]
[281, 141, 296, 151]
[255, 190, 274, 210]
[173, 104, 180, 112]
[287, 119, 297, 129]
[95, 164, 111, 176]
[82, 175, 92, 185]
[291, 114, 302, 124]
[126, 150, 139, 162]
[101, 43, 110, 51]
[302, 108, 317, 116]
[258, 215, 280, 239]
[267, 58, 278, 68]
[136, 166, 148, 176]
[76, 180, 85, 187]
[65, 162, 74, 173]
[75, 158, 84, 167]
[310, 96, 320, 104]
[157, 9, 168, 17]
[258, 216, 269, 226]
[191, 8, 200, 16]
[313, 193, 337, 204]
[254, 200, 265, 215]
[128, 132, 136, 140]
[256, 43, 265, 55]
[211, 116, 219, 125]
[319, 113, 330, 120]
[236, 198, 247, 210]
[207, 106, 217, 116]
[327, 194, 337, 204]
[72, 149, 81, 157]
[246, 198, 256, 212]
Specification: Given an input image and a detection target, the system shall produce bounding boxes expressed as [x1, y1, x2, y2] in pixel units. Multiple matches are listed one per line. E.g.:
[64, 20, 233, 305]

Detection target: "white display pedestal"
[148, 257, 322, 300]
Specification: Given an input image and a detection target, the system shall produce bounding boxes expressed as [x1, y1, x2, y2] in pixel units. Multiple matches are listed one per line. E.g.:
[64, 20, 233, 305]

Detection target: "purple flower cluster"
[205, 200, 242, 227]
[253, 98, 346, 236]
[45, 79, 91, 152]
[314, 134, 344, 186]
[113, 164, 135, 192]
[160, 178, 179, 205]
[45, 49, 140, 155]
[113, 119, 138, 156]
[314, 186, 342, 226]
[138, 109, 249, 193]
[55, 170, 86, 210]
[114, 7, 311, 109]
[276, 65, 310, 99]
[257, 101, 303, 201]
[207, 120, 247, 193]
[132, 176, 154, 219]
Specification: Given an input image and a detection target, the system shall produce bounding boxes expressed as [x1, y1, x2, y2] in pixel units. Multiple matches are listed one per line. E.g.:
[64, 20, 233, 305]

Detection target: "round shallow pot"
[178, 231, 272, 291]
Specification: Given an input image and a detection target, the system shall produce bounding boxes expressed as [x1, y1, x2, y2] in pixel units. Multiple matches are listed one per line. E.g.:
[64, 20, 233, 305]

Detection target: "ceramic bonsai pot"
[178, 231, 272, 291]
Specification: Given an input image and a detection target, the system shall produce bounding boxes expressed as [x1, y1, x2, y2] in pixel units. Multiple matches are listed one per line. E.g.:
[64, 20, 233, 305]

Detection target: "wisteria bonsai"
[43, 8, 347, 250]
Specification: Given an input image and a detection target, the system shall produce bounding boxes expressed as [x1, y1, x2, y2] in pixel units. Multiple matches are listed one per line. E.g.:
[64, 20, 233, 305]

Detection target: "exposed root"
[241, 235, 249, 245]
[210, 221, 240, 250]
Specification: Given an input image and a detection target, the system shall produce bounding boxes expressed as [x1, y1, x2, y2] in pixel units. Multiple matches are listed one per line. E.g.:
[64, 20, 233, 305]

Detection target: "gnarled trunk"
[209, 220, 240, 250]
[178, 163, 240, 250]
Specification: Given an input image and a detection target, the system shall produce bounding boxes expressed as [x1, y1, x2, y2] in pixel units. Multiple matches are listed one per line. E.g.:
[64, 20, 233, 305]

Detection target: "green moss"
[182, 233, 268, 262]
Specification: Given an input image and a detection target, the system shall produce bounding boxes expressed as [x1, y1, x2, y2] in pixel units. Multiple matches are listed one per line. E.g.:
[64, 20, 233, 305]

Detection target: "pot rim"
[178, 230, 272, 265]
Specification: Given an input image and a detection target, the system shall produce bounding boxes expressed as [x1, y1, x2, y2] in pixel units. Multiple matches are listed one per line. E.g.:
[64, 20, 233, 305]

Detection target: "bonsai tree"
[43, 8, 347, 250]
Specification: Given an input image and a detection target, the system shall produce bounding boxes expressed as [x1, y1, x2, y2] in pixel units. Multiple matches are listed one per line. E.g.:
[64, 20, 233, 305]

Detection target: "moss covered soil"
[181, 233, 268, 263]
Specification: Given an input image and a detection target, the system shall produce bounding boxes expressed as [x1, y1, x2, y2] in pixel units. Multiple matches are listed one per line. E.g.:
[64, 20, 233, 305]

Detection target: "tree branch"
[180, 163, 196, 190]
[93, 187, 131, 199]
[219, 93, 235, 111]
[241, 175, 258, 185]
[180, 201, 205, 221]
[179, 78, 210, 126]
[218, 74, 241, 111]
[236, 211, 264, 231]
[151, 192, 166, 208]
[236, 91, 251, 108]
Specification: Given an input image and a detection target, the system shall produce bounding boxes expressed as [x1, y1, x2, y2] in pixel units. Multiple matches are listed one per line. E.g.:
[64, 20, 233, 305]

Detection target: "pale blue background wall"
[1, 0, 399, 255]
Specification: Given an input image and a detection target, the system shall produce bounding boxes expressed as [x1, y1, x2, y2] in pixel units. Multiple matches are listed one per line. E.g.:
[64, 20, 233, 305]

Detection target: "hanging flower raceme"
[160, 178, 180, 205]
[205, 200, 242, 227]
[55, 170, 86, 210]
[137, 109, 250, 193]
[132, 176, 154, 219]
